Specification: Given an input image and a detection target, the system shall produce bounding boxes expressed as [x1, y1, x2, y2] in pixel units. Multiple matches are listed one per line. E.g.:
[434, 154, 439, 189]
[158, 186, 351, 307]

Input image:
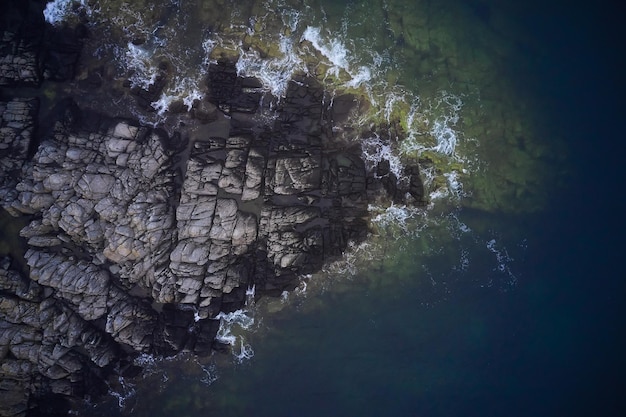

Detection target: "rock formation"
[0, 1, 425, 415]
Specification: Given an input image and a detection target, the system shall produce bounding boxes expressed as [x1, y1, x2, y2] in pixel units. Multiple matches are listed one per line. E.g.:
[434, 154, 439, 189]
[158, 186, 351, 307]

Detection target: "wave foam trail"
[235, 339, 255, 363]
[322, 240, 372, 278]
[370, 204, 422, 236]
[108, 375, 136, 409]
[151, 76, 204, 116]
[280, 7, 303, 32]
[430, 92, 464, 156]
[43, 0, 88, 25]
[346, 66, 372, 88]
[302, 26, 348, 76]
[200, 363, 218, 385]
[236, 34, 304, 98]
[360, 134, 404, 180]
[486, 239, 517, 286]
[132, 353, 170, 383]
[431, 118, 458, 155]
[301, 26, 372, 88]
[444, 171, 465, 200]
[215, 307, 255, 363]
[125, 42, 160, 90]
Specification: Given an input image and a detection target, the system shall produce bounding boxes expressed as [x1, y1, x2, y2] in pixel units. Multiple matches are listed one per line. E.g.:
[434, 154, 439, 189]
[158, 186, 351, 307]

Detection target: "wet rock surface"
[1, 0, 84, 87]
[0, 67, 413, 416]
[0, 2, 425, 415]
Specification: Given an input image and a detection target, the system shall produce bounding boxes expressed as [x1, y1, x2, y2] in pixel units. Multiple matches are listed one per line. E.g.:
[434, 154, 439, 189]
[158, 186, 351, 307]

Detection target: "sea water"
[35, 0, 626, 416]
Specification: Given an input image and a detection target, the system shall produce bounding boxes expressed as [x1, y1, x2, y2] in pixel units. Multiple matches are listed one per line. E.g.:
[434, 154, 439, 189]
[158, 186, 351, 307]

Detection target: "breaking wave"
[236, 34, 305, 98]
[44, 0, 90, 25]
[215, 286, 257, 363]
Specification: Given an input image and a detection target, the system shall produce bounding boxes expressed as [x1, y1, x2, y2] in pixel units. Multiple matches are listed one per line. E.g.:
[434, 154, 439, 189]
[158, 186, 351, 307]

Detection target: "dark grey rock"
[0, 55, 425, 417]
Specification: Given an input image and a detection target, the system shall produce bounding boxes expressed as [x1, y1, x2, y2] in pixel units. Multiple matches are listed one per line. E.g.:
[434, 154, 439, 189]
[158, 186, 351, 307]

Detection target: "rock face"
[0, 58, 408, 414]
[0, 255, 119, 417]
[0, 3, 425, 415]
[5, 64, 371, 324]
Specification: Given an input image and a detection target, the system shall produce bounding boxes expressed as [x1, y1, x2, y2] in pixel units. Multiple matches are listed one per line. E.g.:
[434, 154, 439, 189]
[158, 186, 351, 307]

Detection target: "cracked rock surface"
[0, 62, 411, 415]
[0, 2, 425, 415]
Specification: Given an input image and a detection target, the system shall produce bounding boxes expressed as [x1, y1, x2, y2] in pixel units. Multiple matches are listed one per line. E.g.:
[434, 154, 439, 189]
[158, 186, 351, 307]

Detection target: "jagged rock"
[242, 148, 265, 200]
[271, 156, 321, 195]
[0, 54, 424, 416]
[218, 148, 248, 194]
[1, 256, 118, 417]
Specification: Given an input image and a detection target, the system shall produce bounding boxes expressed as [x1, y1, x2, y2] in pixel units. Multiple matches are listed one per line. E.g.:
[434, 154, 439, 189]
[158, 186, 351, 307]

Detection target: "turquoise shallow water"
[42, 0, 625, 415]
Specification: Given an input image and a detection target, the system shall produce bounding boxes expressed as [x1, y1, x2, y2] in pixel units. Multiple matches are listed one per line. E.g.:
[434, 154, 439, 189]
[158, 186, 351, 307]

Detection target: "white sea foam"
[148, 33, 218, 116]
[397, 90, 464, 162]
[295, 276, 309, 296]
[151, 76, 204, 116]
[444, 171, 465, 199]
[430, 92, 464, 156]
[121, 30, 217, 118]
[430, 118, 458, 155]
[236, 34, 305, 98]
[43, 0, 88, 25]
[302, 26, 348, 76]
[199, 363, 218, 385]
[321, 240, 373, 278]
[133, 353, 158, 367]
[246, 284, 256, 298]
[486, 238, 517, 285]
[215, 304, 255, 363]
[280, 8, 303, 32]
[446, 212, 472, 236]
[234, 339, 255, 363]
[383, 92, 402, 123]
[345, 66, 371, 88]
[301, 26, 372, 88]
[125, 42, 160, 89]
[132, 352, 169, 382]
[458, 249, 470, 271]
[201, 37, 218, 68]
[370, 204, 422, 236]
[215, 309, 254, 345]
[427, 171, 465, 205]
[108, 375, 136, 409]
[360, 134, 404, 179]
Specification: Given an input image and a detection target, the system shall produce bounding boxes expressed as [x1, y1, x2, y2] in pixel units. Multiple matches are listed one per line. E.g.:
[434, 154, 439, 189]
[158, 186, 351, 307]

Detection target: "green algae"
[78, 0, 568, 215]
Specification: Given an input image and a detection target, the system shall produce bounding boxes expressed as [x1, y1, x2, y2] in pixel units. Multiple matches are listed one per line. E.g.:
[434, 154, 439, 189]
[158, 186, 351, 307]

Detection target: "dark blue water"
[204, 2, 625, 415]
[82, 1, 625, 416]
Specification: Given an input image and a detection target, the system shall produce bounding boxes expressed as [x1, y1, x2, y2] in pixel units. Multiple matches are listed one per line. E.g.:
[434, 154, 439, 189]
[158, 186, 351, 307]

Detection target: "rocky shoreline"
[1, 1, 425, 416]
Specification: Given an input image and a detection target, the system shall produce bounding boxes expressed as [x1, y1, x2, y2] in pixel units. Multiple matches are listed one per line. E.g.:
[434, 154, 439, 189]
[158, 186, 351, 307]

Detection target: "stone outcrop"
[0, 56, 418, 414]
[0, 255, 119, 417]
[0, 2, 425, 414]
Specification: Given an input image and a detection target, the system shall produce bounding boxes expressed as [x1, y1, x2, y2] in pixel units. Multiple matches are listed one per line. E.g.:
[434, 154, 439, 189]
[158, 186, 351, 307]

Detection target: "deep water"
[43, 0, 626, 415]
